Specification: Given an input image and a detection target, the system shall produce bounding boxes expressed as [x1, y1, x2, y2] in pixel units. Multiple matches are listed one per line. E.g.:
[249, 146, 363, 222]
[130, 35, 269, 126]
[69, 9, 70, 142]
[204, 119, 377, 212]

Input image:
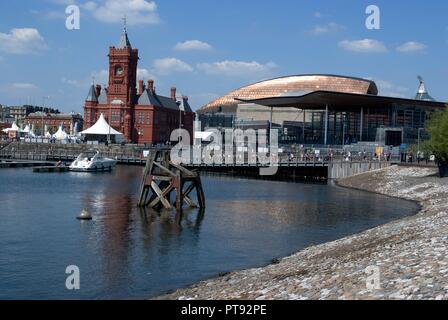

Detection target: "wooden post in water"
[138, 150, 205, 211]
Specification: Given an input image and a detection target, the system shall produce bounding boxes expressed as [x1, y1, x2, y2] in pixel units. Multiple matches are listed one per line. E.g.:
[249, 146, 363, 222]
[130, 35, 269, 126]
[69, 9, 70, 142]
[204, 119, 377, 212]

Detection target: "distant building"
[25, 112, 83, 135]
[197, 112, 235, 131]
[0, 122, 9, 136]
[7, 105, 60, 124]
[0, 105, 14, 124]
[83, 24, 194, 145]
[9, 106, 31, 122]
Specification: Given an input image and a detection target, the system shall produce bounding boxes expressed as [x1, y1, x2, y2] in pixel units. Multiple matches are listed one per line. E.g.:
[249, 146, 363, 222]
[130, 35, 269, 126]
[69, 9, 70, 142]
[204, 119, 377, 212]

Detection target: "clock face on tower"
[115, 65, 123, 76]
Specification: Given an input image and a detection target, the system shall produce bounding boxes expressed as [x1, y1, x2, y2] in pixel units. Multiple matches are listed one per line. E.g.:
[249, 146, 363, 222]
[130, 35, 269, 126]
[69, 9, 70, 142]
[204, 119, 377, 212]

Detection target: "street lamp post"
[42, 96, 50, 139]
[418, 127, 425, 162]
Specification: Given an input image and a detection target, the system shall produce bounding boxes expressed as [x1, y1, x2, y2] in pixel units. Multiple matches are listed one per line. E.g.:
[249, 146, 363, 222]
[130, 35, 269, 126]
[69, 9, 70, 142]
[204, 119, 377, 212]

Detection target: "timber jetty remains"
[138, 150, 205, 211]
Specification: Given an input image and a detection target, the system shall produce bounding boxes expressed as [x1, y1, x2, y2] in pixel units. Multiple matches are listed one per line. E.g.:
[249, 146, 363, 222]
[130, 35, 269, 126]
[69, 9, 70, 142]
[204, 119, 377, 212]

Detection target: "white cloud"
[137, 68, 156, 80]
[87, 0, 160, 25]
[396, 41, 427, 54]
[338, 39, 387, 53]
[0, 28, 48, 55]
[197, 60, 277, 77]
[310, 22, 345, 35]
[12, 83, 38, 89]
[153, 58, 193, 75]
[370, 78, 409, 98]
[174, 40, 212, 51]
[314, 12, 323, 18]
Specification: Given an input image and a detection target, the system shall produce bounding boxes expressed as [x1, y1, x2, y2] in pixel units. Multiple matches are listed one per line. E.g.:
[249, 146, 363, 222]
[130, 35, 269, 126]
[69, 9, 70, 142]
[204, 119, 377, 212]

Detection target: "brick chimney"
[171, 87, 177, 101]
[138, 80, 144, 95]
[147, 80, 154, 93]
[95, 84, 101, 98]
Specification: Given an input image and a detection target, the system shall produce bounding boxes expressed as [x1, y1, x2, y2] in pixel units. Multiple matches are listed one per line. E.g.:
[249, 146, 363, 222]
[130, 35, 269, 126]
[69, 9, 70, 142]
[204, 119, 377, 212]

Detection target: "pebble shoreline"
[157, 166, 448, 300]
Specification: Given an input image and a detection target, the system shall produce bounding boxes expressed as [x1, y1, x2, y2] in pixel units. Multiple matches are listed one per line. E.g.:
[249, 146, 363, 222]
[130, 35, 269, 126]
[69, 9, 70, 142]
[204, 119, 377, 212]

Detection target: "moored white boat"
[69, 151, 117, 172]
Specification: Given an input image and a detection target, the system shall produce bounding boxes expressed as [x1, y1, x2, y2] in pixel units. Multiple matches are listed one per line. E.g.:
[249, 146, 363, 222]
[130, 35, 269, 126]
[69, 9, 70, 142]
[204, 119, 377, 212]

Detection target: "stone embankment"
[158, 166, 448, 300]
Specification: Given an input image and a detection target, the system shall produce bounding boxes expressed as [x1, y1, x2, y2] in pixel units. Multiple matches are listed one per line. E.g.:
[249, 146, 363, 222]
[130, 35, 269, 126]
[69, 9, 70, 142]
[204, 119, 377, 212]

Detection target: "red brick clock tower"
[83, 21, 195, 145]
[107, 23, 139, 141]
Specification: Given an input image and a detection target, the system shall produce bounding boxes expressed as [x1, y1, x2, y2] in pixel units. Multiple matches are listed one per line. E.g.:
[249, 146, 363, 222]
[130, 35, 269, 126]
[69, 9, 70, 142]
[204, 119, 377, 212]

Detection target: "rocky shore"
[157, 165, 448, 300]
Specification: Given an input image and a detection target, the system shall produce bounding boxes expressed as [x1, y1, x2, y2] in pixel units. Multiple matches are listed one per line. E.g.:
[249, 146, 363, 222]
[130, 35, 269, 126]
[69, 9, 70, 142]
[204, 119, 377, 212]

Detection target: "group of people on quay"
[283, 146, 434, 164]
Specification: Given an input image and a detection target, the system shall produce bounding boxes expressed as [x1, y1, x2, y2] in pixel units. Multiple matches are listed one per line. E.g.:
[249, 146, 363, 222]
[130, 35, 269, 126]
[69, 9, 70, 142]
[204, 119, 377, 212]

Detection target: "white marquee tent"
[28, 128, 36, 138]
[2, 122, 21, 133]
[80, 113, 124, 143]
[22, 125, 31, 134]
[53, 125, 68, 141]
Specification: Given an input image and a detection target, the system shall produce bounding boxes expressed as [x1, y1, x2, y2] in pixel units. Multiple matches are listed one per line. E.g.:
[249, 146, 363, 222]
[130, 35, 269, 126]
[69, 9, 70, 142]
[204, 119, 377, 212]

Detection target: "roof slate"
[86, 85, 98, 103]
[137, 90, 191, 111]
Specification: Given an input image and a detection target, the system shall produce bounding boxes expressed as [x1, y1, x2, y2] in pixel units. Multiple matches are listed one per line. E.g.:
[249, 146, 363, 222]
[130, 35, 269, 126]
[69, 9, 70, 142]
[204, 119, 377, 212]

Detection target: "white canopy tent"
[22, 124, 31, 134]
[2, 122, 21, 133]
[53, 125, 68, 141]
[80, 113, 124, 143]
[23, 124, 37, 137]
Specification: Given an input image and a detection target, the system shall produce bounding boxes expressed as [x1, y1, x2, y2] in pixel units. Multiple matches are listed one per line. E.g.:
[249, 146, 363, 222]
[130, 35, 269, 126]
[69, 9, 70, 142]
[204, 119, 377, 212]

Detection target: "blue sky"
[0, 0, 447, 113]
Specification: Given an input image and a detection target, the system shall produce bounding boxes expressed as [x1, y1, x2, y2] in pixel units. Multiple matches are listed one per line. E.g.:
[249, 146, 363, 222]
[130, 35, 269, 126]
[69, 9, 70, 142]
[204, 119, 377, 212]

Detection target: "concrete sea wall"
[328, 161, 391, 179]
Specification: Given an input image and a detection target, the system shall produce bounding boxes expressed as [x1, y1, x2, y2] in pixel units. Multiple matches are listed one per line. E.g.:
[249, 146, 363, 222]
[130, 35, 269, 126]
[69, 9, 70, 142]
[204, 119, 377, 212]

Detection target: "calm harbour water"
[0, 166, 419, 299]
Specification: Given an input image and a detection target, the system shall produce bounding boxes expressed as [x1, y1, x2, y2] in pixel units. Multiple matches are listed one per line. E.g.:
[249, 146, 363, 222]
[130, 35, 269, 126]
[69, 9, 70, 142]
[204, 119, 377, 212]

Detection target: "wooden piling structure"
[138, 150, 205, 211]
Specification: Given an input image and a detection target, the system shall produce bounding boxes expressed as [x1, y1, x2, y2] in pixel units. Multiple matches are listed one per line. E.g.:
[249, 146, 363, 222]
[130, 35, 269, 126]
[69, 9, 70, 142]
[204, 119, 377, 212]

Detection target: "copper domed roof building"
[197, 74, 446, 147]
[198, 74, 378, 114]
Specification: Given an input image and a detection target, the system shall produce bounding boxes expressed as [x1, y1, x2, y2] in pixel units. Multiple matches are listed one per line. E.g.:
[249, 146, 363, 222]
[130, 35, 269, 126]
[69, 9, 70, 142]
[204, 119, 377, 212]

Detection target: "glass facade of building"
[197, 75, 446, 147]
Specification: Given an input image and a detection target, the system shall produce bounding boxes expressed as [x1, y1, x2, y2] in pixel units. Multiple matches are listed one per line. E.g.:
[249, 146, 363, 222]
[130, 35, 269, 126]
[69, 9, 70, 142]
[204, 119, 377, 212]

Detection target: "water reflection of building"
[80, 166, 205, 293]
[138, 207, 205, 256]
[80, 167, 138, 292]
[197, 75, 446, 147]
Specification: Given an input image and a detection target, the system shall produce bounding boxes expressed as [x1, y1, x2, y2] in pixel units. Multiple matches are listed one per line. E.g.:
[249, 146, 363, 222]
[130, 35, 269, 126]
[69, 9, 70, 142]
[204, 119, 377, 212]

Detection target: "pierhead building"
[83, 25, 194, 145]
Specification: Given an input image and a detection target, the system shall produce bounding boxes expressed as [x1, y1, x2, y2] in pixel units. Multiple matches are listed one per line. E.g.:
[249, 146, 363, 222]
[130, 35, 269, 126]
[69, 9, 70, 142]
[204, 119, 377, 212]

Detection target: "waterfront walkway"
[0, 142, 392, 179]
[158, 166, 448, 300]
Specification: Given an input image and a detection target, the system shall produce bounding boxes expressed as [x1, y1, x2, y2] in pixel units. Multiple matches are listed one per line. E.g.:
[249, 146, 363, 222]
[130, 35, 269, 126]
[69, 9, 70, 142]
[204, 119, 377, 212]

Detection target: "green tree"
[424, 108, 448, 163]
